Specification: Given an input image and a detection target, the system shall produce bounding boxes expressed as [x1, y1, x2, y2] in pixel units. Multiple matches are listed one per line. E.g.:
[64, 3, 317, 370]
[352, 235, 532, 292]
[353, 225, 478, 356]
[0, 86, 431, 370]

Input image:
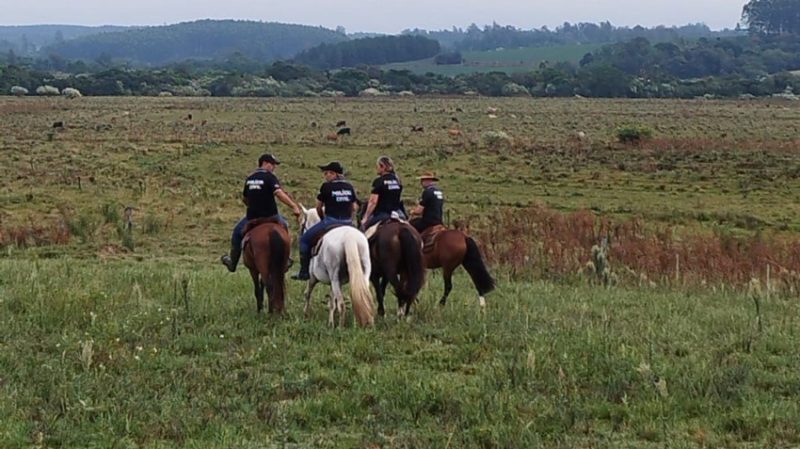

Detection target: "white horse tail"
[345, 237, 374, 327]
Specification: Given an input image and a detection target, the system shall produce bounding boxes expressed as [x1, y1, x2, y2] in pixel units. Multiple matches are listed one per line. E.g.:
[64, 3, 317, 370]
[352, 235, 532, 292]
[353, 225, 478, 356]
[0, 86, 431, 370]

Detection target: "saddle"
[364, 213, 407, 240]
[421, 225, 447, 253]
[310, 223, 350, 257]
[241, 217, 282, 249]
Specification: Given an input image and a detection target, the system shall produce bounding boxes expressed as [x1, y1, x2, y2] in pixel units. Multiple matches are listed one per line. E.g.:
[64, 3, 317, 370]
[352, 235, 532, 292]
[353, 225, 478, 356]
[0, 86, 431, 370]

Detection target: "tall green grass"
[1, 259, 798, 448]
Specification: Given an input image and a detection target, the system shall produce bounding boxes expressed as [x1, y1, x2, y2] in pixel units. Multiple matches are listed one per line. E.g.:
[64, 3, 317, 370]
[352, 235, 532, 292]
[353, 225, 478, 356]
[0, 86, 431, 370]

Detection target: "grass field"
[384, 44, 601, 75]
[1, 96, 800, 448]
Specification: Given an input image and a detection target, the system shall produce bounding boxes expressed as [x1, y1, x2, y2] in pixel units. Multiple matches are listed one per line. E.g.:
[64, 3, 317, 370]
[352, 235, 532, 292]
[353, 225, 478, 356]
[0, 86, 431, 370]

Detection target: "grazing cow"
[184, 114, 193, 121]
[337, 127, 351, 136]
[456, 107, 464, 112]
[336, 120, 347, 127]
[451, 117, 459, 123]
[52, 121, 64, 129]
[326, 133, 339, 142]
[411, 126, 424, 132]
[448, 129, 462, 137]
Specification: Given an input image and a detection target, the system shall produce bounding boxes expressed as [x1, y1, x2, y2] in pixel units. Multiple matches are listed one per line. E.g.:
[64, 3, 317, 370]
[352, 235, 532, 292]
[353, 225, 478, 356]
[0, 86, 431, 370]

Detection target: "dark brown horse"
[367, 220, 426, 318]
[242, 219, 291, 314]
[418, 224, 495, 308]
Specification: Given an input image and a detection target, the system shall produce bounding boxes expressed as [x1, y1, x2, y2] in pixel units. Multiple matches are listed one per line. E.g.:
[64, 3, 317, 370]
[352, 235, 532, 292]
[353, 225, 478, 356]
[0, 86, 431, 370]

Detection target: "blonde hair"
[377, 155, 395, 172]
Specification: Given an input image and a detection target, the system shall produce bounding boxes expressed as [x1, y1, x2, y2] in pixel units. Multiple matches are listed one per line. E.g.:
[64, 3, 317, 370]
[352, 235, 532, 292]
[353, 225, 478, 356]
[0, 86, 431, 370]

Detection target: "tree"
[743, 0, 800, 35]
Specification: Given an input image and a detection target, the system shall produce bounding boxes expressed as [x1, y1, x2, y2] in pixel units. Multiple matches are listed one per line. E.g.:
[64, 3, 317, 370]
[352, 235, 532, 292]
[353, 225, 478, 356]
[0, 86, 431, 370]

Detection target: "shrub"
[10, 86, 28, 96]
[36, 85, 60, 96]
[482, 131, 513, 148]
[101, 202, 120, 224]
[61, 88, 82, 99]
[501, 83, 531, 97]
[615, 125, 653, 144]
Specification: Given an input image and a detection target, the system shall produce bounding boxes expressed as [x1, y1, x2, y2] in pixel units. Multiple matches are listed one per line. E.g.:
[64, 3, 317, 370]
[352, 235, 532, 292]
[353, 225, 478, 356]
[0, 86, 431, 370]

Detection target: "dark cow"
[336, 120, 347, 127]
[337, 127, 351, 136]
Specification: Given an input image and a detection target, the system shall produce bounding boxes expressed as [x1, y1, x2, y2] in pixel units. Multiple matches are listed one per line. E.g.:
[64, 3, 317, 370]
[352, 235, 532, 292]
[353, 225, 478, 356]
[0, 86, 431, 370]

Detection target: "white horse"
[299, 206, 374, 328]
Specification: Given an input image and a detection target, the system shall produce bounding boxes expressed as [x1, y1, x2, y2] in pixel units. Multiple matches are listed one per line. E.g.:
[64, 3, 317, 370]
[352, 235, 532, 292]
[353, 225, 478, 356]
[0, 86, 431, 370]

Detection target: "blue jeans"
[300, 216, 353, 256]
[362, 210, 407, 230]
[232, 215, 288, 250]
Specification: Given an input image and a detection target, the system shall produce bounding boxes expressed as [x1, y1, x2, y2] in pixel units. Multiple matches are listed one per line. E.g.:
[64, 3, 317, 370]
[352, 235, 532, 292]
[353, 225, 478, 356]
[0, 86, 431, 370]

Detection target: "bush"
[36, 85, 60, 96]
[101, 202, 120, 224]
[10, 86, 28, 96]
[434, 52, 463, 65]
[62, 87, 82, 98]
[615, 125, 653, 144]
[482, 131, 513, 148]
[501, 83, 531, 97]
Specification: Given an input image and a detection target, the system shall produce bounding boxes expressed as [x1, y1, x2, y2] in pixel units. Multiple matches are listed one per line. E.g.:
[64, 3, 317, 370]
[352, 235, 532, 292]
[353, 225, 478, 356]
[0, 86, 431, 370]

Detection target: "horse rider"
[410, 172, 444, 234]
[221, 153, 302, 273]
[292, 161, 359, 281]
[360, 155, 407, 231]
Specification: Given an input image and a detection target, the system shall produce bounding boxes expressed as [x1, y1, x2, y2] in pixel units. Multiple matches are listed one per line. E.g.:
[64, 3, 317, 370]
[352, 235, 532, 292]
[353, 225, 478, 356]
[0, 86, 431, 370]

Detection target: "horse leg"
[377, 276, 389, 317]
[264, 280, 274, 314]
[370, 271, 383, 317]
[251, 270, 264, 313]
[335, 280, 348, 328]
[304, 278, 318, 319]
[329, 279, 344, 328]
[440, 266, 454, 307]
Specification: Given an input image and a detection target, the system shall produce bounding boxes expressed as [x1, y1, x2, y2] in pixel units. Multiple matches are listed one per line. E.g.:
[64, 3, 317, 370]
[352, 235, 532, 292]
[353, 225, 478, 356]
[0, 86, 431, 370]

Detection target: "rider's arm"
[362, 193, 379, 223]
[411, 190, 427, 216]
[275, 189, 302, 217]
[316, 200, 325, 220]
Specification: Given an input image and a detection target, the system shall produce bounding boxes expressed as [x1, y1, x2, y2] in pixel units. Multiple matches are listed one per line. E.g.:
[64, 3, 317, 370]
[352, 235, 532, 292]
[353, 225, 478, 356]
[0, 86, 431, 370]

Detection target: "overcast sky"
[2, 0, 745, 32]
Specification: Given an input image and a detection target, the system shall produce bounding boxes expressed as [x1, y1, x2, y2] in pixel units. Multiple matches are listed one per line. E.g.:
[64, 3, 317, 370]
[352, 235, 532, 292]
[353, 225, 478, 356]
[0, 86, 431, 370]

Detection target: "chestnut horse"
[419, 224, 495, 308]
[367, 220, 426, 318]
[242, 219, 291, 314]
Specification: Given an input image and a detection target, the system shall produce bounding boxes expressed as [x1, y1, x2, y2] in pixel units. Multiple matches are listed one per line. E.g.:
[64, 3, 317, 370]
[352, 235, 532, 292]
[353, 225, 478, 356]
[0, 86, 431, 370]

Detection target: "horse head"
[299, 204, 321, 236]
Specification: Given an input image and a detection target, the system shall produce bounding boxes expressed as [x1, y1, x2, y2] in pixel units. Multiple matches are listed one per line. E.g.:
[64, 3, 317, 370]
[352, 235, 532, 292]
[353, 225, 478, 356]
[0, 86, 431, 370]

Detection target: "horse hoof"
[438, 300, 447, 307]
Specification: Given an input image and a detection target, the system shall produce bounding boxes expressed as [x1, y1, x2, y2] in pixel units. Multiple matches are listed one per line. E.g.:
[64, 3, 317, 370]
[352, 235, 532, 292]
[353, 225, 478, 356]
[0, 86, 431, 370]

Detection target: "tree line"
[4, 34, 800, 100]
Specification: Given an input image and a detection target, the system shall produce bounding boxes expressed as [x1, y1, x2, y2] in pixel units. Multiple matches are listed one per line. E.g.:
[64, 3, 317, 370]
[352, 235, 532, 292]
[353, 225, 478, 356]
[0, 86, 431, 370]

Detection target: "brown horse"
[367, 220, 426, 318]
[419, 224, 495, 308]
[242, 219, 291, 314]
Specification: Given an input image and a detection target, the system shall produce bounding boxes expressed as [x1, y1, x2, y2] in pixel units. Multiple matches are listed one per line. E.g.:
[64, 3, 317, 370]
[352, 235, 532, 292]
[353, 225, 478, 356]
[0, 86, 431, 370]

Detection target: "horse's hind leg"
[378, 276, 389, 317]
[304, 278, 318, 319]
[371, 273, 385, 317]
[251, 271, 264, 313]
[264, 280, 274, 314]
[439, 266, 454, 307]
[330, 279, 347, 328]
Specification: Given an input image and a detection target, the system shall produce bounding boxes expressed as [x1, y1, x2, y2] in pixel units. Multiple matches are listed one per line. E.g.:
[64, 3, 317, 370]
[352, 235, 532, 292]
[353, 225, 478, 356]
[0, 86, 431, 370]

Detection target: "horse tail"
[267, 227, 287, 311]
[396, 226, 426, 301]
[463, 236, 496, 296]
[345, 237, 374, 327]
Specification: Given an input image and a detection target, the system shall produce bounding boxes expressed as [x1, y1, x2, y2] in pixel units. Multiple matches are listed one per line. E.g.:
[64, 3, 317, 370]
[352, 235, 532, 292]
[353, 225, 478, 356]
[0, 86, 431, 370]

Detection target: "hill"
[0, 24, 131, 54]
[44, 20, 348, 66]
[384, 44, 601, 75]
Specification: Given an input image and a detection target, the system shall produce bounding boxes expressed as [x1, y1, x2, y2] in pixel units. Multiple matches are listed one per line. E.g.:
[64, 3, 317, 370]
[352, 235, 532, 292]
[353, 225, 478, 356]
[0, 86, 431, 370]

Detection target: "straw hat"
[417, 172, 439, 181]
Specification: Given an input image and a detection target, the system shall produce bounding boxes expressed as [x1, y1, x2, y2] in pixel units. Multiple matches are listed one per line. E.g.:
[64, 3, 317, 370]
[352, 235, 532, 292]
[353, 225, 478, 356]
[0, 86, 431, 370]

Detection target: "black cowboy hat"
[258, 153, 281, 165]
[318, 161, 344, 174]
